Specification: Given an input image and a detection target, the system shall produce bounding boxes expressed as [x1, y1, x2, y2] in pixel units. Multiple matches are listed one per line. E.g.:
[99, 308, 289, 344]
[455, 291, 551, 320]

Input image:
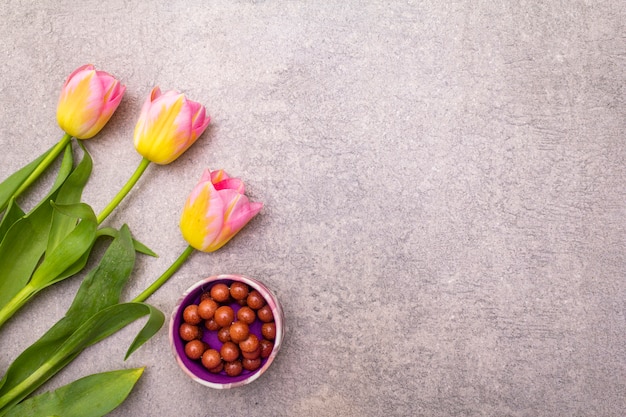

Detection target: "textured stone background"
[0, 1, 624, 416]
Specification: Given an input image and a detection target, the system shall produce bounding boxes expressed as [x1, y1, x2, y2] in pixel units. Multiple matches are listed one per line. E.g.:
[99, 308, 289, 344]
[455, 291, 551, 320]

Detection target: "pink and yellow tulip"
[56, 64, 125, 139]
[133, 87, 210, 165]
[180, 169, 263, 252]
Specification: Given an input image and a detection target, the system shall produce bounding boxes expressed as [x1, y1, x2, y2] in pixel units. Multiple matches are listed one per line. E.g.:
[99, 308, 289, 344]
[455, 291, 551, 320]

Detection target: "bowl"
[169, 274, 284, 389]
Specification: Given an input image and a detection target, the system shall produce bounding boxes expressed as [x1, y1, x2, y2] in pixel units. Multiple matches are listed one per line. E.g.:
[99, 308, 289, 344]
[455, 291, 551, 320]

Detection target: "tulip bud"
[180, 169, 263, 252]
[133, 87, 210, 165]
[57, 64, 125, 139]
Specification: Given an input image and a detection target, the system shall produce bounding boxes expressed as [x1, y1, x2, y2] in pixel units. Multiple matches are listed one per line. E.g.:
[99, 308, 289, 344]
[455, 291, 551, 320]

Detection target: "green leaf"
[47, 145, 93, 253]
[0, 145, 75, 311]
[0, 145, 53, 213]
[44, 144, 76, 208]
[125, 302, 164, 359]
[64, 224, 136, 318]
[67, 302, 164, 358]
[0, 199, 56, 310]
[130, 238, 158, 258]
[0, 304, 162, 413]
[2, 368, 144, 417]
[97, 226, 158, 257]
[50, 223, 157, 289]
[0, 202, 99, 328]
[30, 203, 97, 290]
[0, 200, 24, 245]
[0, 226, 164, 413]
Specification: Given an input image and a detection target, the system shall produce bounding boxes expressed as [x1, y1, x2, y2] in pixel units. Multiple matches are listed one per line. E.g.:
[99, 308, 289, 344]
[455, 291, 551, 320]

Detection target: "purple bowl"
[169, 274, 284, 389]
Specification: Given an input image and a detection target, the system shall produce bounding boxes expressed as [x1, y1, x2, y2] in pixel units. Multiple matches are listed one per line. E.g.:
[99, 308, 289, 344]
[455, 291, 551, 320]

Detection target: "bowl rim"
[169, 274, 284, 389]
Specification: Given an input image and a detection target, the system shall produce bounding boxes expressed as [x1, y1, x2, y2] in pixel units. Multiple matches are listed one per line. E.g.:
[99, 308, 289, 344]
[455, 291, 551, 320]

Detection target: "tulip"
[180, 169, 263, 252]
[133, 87, 210, 165]
[57, 64, 126, 139]
[131, 170, 263, 303]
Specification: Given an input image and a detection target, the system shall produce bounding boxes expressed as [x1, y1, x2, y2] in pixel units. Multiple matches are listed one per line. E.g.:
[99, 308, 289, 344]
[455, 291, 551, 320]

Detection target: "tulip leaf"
[0, 225, 164, 413]
[67, 301, 165, 359]
[2, 368, 144, 417]
[132, 240, 158, 257]
[0, 145, 75, 312]
[0, 200, 24, 244]
[0, 198, 57, 310]
[0, 201, 98, 328]
[46, 144, 76, 205]
[29, 202, 98, 289]
[47, 144, 93, 253]
[97, 226, 158, 257]
[0, 145, 54, 214]
[125, 302, 164, 359]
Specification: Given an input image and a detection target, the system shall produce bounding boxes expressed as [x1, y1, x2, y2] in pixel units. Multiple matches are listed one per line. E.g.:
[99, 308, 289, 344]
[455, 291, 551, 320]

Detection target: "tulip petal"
[81, 76, 125, 138]
[213, 178, 245, 194]
[189, 104, 210, 140]
[217, 189, 246, 219]
[150, 86, 162, 101]
[209, 198, 263, 252]
[62, 64, 94, 86]
[199, 169, 213, 184]
[99, 80, 125, 119]
[210, 170, 229, 184]
[187, 101, 203, 123]
[180, 176, 224, 252]
[57, 70, 104, 138]
[224, 200, 262, 234]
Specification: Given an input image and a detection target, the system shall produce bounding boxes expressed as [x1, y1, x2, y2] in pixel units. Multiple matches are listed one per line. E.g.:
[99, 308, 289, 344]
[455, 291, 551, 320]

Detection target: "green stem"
[12, 133, 72, 200]
[97, 157, 151, 224]
[0, 285, 36, 329]
[132, 245, 195, 303]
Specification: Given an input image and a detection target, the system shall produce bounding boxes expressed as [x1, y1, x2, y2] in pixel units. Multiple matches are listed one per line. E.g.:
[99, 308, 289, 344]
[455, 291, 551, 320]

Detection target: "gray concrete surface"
[1, 1, 625, 416]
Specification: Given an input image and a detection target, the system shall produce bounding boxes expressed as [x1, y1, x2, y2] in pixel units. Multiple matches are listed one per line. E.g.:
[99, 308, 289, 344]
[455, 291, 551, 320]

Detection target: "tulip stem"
[131, 245, 195, 303]
[97, 157, 151, 224]
[12, 133, 72, 200]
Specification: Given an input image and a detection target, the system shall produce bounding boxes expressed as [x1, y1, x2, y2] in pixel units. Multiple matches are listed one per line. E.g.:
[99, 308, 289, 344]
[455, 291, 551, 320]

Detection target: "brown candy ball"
[257, 304, 274, 323]
[183, 304, 202, 325]
[239, 334, 260, 353]
[242, 345, 262, 360]
[204, 317, 220, 331]
[229, 282, 249, 301]
[236, 306, 256, 325]
[179, 323, 201, 341]
[246, 290, 266, 310]
[184, 340, 206, 360]
[242, 357, 262, 371]
[218, 326, 231, 343]
[198, 298, 218, 320]
[262, 322, 276, 340]
[210, 283, 230, 302]
[208, 362, 224, 373]
[260, 339, 274, 359]
[220, 341, 240, 362]
[224, 360, 243, 377]
[214, 306, 235, 327]
[229, 321, 250, 344]
[201, 349, 222, 370]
